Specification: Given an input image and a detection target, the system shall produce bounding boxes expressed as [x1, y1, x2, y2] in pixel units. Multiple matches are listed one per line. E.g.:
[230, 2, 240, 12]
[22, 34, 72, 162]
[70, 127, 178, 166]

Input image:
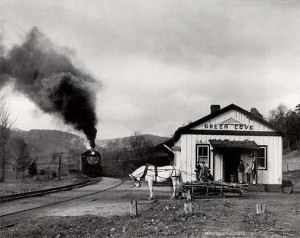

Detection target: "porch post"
[254, 150, 258, 184]
[212, 149, 215, 181]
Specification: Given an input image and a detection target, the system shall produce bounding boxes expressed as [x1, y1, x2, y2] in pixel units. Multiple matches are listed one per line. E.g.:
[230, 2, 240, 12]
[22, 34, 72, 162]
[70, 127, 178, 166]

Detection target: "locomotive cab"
[81, 148, 102, 177]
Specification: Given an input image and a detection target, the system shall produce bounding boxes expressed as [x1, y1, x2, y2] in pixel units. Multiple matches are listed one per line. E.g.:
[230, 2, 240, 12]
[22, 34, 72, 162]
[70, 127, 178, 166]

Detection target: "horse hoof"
[148, 197, 153, 200]
[170, 196, 175, 199]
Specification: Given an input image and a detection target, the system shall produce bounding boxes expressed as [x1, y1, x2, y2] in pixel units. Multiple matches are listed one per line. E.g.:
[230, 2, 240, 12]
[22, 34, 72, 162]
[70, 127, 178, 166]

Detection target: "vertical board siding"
[214, 152, 220, 181]
[180, 133, 282, 184]
[180, 135, 186, 182]
[269, 136, 274, 184]
[273, 136, 278, 184]
[278, 137, 283, 184]
[185, 135, 188, 182]
[177, 103, 282, 184]
[187, 135, 192, 181]
[191, 135, 196, 181]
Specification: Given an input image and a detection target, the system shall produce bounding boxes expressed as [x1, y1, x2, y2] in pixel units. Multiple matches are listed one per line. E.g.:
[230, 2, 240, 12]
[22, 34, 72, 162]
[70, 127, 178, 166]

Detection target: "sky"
[0, 0, 300, 139]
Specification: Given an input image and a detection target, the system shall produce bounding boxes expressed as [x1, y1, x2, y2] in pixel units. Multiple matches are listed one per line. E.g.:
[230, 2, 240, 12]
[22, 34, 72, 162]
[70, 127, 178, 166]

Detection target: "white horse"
[129, 164, 182, 199]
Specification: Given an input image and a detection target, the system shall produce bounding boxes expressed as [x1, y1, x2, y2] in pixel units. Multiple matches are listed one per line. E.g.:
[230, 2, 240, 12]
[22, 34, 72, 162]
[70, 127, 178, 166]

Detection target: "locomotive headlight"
[91, 151, 95, 155]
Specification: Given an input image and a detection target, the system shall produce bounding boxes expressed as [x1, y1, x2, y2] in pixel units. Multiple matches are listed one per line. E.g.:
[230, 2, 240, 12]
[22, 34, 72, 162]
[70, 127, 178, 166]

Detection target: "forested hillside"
[6, 129, 171, 177]
[96, 134, 169, 148]
[10, 129, 87, 157]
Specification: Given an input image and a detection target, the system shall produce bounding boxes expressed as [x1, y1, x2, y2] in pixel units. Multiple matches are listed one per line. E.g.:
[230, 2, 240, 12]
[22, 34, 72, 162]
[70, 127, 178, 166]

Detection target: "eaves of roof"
[163, 103, 285, 146]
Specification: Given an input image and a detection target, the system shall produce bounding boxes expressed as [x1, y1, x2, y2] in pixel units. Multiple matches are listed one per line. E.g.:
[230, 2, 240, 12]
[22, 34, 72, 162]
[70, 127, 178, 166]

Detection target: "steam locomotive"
[81, 148, 102, 177]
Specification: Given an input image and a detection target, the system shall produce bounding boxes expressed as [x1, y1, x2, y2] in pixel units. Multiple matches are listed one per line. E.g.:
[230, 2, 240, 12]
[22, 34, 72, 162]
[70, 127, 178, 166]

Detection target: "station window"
[196, 144, 210, 168]
[257, 146, 267, 170]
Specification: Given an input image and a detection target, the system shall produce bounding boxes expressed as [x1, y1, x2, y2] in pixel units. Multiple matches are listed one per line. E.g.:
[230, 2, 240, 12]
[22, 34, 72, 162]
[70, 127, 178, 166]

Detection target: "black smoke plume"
[0, 27, 99, 147]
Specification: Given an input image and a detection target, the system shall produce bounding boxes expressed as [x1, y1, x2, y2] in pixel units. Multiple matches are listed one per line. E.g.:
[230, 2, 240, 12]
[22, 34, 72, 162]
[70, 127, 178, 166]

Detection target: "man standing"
[244, 163, 251, 184]
[251, 155, 257, 184]
[237, 160, 244, 183]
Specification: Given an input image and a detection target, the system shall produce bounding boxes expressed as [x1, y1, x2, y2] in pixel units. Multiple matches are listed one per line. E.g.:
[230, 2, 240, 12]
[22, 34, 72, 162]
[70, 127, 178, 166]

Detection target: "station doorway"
[223, 149, 241, 183]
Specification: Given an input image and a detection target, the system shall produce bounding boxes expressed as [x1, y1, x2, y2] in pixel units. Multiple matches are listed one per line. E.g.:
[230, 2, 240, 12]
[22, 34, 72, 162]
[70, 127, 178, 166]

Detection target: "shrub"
[28, 161, 38, 176]
[39, 169, 46, 175]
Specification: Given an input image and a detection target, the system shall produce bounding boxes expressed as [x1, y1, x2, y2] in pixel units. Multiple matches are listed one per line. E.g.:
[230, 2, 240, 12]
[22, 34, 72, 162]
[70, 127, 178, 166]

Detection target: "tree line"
[0, 97, 88, 182]
[0, 97, 32, 182]
[268, 104, 300, 151]
[103, 130, 156, 161]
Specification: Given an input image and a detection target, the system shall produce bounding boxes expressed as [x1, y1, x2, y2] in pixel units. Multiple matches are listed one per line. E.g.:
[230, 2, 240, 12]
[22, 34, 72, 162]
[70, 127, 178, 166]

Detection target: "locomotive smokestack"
[0, 27, 100, 144]
[90, 141, 95, 150]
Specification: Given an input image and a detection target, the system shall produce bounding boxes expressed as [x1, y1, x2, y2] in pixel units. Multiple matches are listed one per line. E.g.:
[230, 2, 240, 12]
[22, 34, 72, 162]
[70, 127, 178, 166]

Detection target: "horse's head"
[129, 174, 141, 187]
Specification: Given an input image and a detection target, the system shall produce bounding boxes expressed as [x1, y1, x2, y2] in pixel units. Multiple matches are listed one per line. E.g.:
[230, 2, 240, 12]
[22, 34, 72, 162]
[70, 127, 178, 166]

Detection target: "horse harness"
[141, 164, 178, 182]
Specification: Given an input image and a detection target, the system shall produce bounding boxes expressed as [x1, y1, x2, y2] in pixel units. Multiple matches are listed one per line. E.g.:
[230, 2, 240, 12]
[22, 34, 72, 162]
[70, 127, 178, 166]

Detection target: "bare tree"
[106, 138, 122, 153]
[9, 137, 30, 173]
[129, 131, 154, 160]
[129, 131, 145, 160]
[106, 138, 123, 163]
[0, 97, 13, 182]
[122, 137, 130, 152]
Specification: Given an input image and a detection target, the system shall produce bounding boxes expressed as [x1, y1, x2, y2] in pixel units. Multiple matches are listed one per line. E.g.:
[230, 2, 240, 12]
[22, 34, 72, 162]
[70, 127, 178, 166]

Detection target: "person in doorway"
[195, 162, 201, 181]
[237, 160, 245, 183]
[251, 155, 257, 184]
[244, 163, 251, 184]
[199, 161, 209, 182]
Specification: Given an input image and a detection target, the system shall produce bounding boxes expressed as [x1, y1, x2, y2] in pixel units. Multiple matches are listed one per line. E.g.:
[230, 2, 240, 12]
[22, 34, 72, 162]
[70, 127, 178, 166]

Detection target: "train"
[81, 148, 102, 177]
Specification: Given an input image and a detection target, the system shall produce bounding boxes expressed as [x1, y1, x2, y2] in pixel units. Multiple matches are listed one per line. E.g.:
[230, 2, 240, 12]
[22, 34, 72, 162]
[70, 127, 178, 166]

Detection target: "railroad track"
[0, 177, 124, 229]
[0, 178, 97, 204]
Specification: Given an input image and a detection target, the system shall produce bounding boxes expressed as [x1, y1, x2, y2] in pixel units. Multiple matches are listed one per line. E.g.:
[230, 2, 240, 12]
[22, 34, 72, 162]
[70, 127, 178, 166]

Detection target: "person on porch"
[251, 155, 257, 184]
[244, 163, 251, 184]
[195, 162, 201, 181]
[237, 160, 245, 183]
[199, 161, 209, 182]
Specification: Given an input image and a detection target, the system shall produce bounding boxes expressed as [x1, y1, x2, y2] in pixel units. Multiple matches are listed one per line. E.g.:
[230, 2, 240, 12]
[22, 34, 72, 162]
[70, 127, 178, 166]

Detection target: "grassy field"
[1, 192, 300, 237]
[283, 150, 300, 172]
[283, 150, 300, 191]
[0, 173, 86, 196]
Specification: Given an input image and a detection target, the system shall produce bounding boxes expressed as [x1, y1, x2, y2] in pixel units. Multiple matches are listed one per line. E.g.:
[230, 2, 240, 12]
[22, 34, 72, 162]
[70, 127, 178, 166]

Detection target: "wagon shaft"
[182, 181, 244, 197]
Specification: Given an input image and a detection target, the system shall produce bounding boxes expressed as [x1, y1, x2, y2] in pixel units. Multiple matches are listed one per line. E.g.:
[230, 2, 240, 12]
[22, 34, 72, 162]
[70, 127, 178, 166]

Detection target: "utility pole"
[53, 152, 64, 180]
[58, 153, 62, 180]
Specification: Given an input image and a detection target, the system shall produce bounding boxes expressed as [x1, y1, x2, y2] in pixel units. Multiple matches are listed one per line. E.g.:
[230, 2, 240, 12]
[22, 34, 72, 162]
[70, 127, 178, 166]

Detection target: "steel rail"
[0, 178, 97, 204]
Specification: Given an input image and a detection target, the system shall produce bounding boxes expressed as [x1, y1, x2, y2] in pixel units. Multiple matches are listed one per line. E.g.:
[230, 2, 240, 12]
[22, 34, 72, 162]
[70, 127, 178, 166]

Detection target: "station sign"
[173, 146, 181, 152]
[203, 117, 254, 130]
[204, 123, 254, 130]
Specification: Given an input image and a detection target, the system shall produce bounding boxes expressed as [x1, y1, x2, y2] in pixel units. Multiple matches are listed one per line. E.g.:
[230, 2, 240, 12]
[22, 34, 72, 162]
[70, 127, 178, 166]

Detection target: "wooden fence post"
[256, 203, 266, 214]
[184, 190, 192, 215]
[130, 200, 138, 216]
[206, 186, 209, 196]
[261, 203, 266, 213]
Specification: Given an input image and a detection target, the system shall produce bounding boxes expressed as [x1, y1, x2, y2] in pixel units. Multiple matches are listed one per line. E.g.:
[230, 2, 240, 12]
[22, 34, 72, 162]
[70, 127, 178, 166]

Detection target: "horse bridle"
[131, 175, 140, 182]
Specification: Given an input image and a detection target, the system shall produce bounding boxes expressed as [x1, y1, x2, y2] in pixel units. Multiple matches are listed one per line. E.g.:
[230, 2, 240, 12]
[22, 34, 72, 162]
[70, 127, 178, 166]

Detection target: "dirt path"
[1, 180, 300, 237]
[44, 180, 173, 217]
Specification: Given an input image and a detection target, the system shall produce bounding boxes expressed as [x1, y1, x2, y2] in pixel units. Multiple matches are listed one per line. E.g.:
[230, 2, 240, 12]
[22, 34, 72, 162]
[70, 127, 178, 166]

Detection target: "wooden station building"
[164, 104, 284, 191]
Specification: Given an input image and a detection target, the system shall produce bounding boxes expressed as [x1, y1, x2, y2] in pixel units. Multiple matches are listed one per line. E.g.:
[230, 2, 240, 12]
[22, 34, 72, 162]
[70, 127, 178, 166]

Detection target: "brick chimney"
[210, 105, 221, 114]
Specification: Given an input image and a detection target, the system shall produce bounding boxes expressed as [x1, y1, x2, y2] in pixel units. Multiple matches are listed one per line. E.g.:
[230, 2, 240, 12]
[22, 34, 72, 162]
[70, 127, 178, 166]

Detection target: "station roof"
[209, 140, 260, 150]
[163, 104, 285, 147]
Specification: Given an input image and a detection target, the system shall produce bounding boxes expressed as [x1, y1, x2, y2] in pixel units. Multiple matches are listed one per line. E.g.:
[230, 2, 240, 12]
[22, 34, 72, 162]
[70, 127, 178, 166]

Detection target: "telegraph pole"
[58, 153, 61, 180]
[53, 152, 64, 180]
